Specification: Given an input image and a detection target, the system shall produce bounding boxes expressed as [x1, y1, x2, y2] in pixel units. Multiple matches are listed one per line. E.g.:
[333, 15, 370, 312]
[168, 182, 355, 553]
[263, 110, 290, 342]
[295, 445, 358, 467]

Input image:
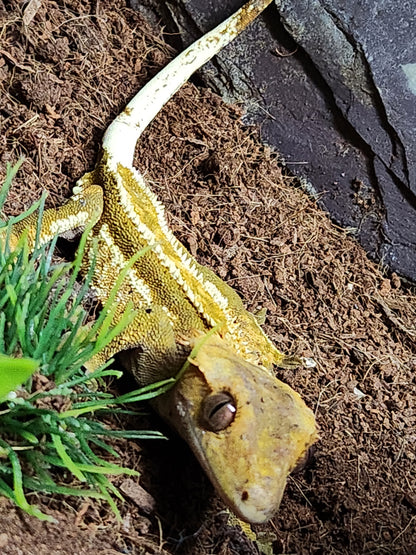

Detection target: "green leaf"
[0, 355, 39, 402]
[51, 435, 86, 482]
[0, 162, 166, 522]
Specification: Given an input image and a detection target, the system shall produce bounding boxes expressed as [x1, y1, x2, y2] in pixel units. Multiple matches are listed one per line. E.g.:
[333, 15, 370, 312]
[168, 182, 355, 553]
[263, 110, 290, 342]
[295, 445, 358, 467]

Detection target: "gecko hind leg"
[2, 183, 104, 251]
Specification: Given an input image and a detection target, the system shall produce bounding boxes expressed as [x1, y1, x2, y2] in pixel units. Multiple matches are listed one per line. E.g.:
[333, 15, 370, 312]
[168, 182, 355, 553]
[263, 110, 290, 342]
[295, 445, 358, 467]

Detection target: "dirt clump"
[0, 1, 415, 554]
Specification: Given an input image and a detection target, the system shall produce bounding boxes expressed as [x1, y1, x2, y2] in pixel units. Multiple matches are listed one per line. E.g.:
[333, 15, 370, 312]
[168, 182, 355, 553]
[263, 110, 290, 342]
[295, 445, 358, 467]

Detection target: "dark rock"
[274, 0, 416, 279]
[131, 0, 416, 281]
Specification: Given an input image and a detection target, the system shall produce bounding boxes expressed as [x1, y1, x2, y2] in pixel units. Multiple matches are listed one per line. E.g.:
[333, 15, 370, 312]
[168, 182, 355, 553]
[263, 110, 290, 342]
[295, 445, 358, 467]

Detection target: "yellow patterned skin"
[3, 0, 317, 523]
[77, 157, 300, 378]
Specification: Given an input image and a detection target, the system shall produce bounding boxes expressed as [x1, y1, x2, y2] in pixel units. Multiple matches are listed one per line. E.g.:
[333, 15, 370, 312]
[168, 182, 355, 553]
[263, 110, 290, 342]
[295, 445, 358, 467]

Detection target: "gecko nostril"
[241, 490, 249, 501]
[200, 392, 236, 432]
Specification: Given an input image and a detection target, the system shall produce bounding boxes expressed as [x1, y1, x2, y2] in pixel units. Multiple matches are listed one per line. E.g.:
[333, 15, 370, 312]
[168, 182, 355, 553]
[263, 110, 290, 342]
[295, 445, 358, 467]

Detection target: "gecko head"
[153, 333, 317, 524]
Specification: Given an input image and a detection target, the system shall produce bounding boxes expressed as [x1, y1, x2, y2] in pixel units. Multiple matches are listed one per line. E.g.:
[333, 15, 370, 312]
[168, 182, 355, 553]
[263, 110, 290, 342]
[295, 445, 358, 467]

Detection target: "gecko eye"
[200, 392, 236, 432]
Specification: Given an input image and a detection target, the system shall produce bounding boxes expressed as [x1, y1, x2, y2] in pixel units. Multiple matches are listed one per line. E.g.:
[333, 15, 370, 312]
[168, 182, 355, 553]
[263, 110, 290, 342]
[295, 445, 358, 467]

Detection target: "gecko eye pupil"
[200, 392, 236, 432]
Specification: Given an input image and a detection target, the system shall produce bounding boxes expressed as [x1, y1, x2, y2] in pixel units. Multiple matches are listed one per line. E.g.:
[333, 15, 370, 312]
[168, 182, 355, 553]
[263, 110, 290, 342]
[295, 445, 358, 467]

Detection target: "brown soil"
[1, 1, 415, 554]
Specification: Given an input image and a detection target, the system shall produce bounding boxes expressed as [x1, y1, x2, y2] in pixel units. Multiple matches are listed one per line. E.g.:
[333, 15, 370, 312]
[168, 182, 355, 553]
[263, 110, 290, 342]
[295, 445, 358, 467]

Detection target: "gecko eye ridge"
[200, 392, 236, 432]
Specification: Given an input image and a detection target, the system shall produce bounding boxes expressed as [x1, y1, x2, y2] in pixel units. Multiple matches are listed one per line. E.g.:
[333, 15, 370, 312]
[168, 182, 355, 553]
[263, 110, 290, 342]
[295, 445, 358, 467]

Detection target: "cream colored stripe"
[112, 161, 229, 318]
[49, 211, 89, 236]
[98, 224, 153, 305]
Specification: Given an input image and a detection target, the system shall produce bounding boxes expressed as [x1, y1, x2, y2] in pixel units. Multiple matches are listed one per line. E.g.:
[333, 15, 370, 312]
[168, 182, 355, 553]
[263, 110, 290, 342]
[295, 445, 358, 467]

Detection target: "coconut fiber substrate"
[0, 1, 415, 554]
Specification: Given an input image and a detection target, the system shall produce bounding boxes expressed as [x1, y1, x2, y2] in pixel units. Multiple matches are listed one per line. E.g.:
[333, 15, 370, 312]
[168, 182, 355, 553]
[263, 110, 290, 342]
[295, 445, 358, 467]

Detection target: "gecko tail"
[102, 0, 273, 167]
